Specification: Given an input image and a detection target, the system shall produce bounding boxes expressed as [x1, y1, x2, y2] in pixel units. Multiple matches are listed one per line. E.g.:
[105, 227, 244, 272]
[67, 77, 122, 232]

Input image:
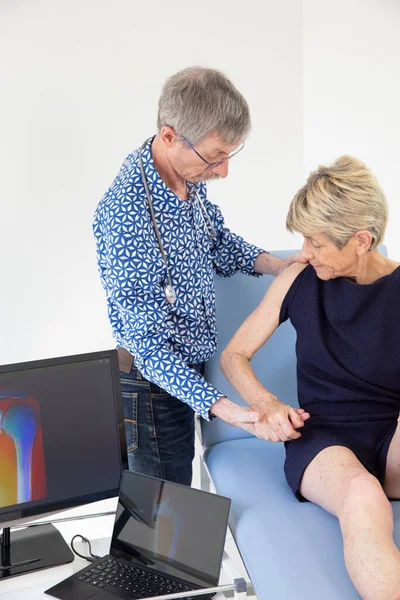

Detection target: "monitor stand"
[0, 524, 74, 581]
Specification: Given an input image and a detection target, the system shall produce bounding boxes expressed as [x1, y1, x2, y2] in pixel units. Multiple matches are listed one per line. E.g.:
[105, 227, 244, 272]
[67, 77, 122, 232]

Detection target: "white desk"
[0, 499, 233, 600]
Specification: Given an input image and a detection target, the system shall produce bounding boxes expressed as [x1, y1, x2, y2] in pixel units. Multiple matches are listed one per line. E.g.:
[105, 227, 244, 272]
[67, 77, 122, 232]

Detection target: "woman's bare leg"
[384, 417, 400, 499]
[300, 446, 400, 600]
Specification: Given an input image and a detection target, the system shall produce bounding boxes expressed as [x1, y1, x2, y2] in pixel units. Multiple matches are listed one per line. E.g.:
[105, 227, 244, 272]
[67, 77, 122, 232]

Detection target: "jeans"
[120, 363, 204, 486]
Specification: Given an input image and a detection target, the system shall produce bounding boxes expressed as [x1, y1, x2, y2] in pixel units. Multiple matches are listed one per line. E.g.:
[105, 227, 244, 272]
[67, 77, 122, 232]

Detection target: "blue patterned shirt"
[93, 138, 264, 420]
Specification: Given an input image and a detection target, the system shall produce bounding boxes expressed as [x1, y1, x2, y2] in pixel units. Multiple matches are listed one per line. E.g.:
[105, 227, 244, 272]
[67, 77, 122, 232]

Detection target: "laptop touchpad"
[93, 592, 121, 600]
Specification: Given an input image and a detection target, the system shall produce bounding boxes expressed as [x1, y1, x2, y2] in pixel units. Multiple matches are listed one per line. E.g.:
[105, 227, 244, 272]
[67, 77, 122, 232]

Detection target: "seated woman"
[220, 155, 400, 600]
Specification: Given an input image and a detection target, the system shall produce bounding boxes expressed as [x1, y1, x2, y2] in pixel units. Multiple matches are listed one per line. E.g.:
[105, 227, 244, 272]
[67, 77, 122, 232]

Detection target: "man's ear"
[354, 230, 373, 255]
[160, 126, 177, 149]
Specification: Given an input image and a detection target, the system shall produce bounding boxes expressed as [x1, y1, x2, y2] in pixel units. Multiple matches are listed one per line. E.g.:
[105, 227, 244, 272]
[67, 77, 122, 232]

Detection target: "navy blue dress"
[279, 264, 400, 500]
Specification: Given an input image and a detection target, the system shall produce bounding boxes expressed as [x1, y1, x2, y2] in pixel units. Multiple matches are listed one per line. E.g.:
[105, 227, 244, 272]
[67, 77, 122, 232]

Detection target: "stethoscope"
[138, 139, 216, 305]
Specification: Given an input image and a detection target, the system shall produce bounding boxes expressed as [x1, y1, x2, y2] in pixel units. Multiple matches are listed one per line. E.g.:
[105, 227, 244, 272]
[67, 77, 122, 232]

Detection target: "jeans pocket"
[122, 391, 138, 452]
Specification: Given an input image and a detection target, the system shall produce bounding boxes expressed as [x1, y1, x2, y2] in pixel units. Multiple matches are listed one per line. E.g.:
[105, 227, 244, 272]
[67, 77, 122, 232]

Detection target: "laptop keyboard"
[76, 558, 200, 599]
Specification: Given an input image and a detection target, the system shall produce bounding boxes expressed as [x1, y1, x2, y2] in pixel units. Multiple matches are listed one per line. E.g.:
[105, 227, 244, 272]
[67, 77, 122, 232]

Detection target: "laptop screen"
[110, 471, 231, 588]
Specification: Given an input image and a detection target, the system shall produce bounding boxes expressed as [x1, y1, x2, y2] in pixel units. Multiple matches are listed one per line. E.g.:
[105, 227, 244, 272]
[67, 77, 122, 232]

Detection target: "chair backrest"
[202, 246, 388, 449]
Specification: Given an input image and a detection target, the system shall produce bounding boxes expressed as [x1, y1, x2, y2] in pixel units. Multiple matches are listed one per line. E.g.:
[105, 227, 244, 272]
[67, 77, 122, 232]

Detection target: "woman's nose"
[301, 240, 314, 260]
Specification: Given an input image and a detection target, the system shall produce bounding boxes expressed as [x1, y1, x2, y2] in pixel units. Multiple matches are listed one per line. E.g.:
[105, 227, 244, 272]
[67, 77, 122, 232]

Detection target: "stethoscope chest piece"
[164, 284, 177, 304]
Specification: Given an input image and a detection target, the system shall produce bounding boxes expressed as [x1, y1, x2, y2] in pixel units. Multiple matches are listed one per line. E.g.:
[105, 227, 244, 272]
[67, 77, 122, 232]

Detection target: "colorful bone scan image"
[0, 397, 48, 508]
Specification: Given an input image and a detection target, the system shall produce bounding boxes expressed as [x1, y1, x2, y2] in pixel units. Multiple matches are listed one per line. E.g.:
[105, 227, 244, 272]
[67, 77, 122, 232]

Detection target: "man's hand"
[254, 252, 308, 277]
[278, 253, 308, 274]
[210, 397, 260, 434]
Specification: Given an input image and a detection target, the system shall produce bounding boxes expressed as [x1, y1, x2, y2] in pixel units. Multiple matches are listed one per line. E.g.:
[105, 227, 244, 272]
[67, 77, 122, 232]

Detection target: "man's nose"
[212, 160, 229, 179]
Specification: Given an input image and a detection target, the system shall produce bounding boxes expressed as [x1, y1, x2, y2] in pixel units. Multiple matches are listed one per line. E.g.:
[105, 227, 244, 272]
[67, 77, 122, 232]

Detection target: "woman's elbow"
[220, 348, 230, 374]
[220, 346, 247, 375]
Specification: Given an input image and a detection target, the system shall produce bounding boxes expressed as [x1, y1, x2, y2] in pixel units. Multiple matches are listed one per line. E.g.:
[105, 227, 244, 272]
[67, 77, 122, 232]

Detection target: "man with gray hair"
[93, 66, 306, 486]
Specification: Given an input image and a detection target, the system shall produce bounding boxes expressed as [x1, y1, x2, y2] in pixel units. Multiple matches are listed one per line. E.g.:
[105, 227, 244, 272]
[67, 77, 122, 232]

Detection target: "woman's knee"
[300, 447, 387, 516]
[339, 471, 387, 514]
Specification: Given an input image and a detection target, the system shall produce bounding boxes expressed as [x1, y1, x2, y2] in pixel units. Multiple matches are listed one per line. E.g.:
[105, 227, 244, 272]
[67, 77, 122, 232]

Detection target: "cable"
[70, 534, 102, 563]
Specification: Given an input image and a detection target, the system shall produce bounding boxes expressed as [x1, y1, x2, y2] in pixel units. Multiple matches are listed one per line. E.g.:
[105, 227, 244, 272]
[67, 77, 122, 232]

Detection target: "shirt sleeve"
[204, 196, 266, 278]
[93, 198, 224, 421]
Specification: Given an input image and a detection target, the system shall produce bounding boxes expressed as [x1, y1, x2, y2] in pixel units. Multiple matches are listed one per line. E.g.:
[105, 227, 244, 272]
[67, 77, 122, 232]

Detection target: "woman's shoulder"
[387, 262, 400, 280]
[274, 262, 311, 324]
[266, 262, 308, 307]
[275, 262, 309, 294]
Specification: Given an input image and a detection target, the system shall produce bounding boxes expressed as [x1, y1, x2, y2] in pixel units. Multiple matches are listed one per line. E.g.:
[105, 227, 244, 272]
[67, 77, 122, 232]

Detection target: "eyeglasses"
[181, 135, 245, 171]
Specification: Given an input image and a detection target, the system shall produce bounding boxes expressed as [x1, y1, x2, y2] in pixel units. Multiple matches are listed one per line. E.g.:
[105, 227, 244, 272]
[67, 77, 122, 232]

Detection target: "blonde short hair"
[286, 155, 388, 250]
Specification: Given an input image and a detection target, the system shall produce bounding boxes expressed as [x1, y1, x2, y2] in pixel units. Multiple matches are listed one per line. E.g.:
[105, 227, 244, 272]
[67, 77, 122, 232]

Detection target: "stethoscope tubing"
[138, 138, 216, 304]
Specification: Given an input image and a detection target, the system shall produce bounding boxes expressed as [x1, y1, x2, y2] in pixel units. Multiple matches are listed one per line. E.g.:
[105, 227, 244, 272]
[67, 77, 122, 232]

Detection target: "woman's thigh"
[300, 445, 377, 516]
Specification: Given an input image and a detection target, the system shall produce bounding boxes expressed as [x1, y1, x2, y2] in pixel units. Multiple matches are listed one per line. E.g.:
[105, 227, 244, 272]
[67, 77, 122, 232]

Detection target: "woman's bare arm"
[220, 262, 308, 441]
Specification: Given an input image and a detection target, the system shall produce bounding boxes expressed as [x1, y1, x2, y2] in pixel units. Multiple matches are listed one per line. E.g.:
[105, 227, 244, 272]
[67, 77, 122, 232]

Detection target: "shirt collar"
[139, 136, 202, 210]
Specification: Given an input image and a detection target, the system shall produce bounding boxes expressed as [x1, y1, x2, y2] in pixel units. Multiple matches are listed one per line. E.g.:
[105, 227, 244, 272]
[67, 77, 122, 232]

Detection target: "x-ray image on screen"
[0, 397, 47, 508]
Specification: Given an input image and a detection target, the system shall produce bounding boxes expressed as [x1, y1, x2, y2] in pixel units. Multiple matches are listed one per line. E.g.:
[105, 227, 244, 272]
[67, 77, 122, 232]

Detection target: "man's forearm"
[254, 252, 285, 276]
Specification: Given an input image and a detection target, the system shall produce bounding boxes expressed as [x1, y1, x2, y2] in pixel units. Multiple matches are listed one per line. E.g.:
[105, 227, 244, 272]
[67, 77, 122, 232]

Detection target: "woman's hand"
[253, 400, 310, 442]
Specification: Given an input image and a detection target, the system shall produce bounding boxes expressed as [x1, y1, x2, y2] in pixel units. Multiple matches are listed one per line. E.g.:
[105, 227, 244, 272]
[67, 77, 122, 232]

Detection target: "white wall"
[0, 0, 303, 364]
[303, 0, 400, 255]
[1, 0, 399, 365]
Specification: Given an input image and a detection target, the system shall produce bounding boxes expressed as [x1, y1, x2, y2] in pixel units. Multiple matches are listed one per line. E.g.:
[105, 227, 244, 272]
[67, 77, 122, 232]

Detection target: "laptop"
[46, 470, 231, 600]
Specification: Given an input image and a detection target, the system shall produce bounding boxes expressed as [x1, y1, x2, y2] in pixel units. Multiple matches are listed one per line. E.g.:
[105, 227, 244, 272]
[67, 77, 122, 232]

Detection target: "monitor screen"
[0, 350, 127, 527]
[111, 471, 231, 587]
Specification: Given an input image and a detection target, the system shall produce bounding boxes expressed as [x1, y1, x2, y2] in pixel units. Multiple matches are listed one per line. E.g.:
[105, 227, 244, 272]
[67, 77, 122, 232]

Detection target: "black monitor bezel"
[0, 348, 128, 525]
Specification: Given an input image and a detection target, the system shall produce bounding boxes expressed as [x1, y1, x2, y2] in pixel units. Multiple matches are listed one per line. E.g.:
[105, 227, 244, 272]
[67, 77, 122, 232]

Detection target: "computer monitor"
[0, 349, 128, 581]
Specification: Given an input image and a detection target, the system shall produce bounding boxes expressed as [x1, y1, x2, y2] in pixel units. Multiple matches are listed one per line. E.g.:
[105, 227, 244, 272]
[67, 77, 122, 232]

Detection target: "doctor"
[93, 66, 307, 486]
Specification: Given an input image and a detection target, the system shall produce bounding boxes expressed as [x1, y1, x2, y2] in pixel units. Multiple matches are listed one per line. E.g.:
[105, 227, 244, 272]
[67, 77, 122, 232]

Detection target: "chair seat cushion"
[205, 437, 400, 600]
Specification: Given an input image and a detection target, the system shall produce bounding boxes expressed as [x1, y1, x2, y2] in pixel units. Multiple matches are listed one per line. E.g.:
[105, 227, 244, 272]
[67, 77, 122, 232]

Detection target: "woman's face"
[300, 233, 360, 280]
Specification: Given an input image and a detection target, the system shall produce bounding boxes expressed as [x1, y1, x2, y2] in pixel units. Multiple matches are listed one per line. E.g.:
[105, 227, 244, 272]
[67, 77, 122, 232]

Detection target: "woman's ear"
[355, 230, 373, 255]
